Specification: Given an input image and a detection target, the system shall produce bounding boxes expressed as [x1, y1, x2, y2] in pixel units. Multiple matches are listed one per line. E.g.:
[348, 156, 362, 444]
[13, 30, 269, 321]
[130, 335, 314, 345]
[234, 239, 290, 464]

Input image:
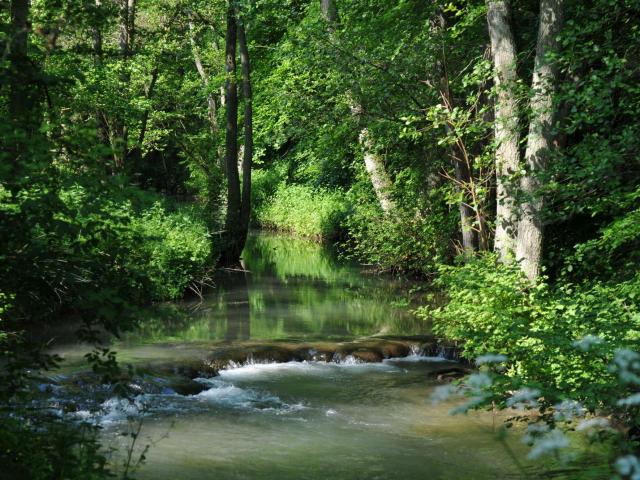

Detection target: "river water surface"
[52, 233, 532, 479]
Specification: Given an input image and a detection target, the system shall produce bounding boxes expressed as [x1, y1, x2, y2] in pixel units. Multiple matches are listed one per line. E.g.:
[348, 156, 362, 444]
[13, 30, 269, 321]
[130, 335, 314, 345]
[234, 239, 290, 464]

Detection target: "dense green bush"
[131, 203, 213, 300]
[254, 181, 349, 241]
[0, 416, 110, 480]
[423, 255, 640, 411]
[341, 184, 456, 275]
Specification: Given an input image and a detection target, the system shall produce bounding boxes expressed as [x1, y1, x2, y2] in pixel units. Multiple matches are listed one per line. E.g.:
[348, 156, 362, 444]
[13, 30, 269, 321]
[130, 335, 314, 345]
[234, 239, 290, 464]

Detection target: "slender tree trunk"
[454, 159, 478, 254]
[9, 0, 34, 130]
[319, 0, 395, 215]
[487, 0, 521, 262]
[92, 0, 111, 151]
[516, 0, 565, 281]
[238, 22, 253, 247]
[112, 0, 136, 170]
[187, 13, 224, 169]
[135, 65, 159, 151]
[434, 13, 478, 255]
[220, 5, 242, 266]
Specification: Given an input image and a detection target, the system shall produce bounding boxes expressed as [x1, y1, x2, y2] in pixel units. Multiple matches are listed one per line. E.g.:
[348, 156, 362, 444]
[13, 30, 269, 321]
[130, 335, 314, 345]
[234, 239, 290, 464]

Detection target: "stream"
[47, 233, 533, 479]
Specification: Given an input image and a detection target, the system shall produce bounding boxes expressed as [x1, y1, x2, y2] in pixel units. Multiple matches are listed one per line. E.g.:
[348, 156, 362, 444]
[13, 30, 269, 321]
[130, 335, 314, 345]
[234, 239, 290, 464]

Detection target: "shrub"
[254, 182, 349, 241]
[340, 189, 456, 276]
[423, 255, 640, 411]
[131, 203, 213, 300]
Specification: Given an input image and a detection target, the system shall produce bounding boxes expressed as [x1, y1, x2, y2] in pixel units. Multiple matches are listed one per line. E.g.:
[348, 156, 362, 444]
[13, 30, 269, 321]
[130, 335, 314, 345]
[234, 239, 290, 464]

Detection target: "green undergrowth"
[252, 172, 349, 241]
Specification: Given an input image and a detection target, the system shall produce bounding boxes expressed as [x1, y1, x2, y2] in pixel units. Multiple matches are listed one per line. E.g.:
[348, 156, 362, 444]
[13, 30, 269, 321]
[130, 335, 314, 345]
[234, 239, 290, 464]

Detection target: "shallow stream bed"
[48, 233, 535, 479]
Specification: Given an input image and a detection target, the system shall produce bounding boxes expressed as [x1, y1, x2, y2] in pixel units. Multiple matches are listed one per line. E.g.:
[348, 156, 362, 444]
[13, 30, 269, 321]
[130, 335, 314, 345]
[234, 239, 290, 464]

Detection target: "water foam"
[194, 377, 306, 414]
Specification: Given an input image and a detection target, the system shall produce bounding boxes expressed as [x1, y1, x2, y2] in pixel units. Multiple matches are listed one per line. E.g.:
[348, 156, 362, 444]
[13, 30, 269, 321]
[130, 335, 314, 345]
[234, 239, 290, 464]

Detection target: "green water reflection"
[120, 233, 427, 346]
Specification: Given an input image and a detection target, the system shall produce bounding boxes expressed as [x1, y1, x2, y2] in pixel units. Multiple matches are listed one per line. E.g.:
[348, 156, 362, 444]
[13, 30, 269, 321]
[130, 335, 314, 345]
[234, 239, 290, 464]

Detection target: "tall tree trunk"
[319, 0, 395, 215]
[187, 13, 224, 170]
[434, 13, 478, 255]
[516, 0, 565, 281]
[219, 5, 242, 266]
[238, 22, 253, 246]
[487, 0, 521, 262]
[112, 0, 136, 170]
[92, 0, 111, 151]
[454, 158, 478, 255]
[9, 0, 34, 130]
[135, 65, 159, 153]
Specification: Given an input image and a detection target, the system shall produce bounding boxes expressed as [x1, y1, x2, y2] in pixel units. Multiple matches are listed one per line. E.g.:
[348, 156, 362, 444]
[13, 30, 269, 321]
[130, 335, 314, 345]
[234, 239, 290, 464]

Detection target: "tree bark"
[516, 0, 565, 281]
[219, 4, 242, 266]
[487, 0, 521, 262]
[320, 0, 339, 25]
[434, 13, 478, 255]
[188, 15, 217, 134]
[112, 0, 136, 170]
[319, 0, 395, 215]
[238, 22, 253, 246]
[187, 13, 224, 170]
[92, 0, 111, 151]
[359, 128, 395, 214]
[9, 0, 34, 130]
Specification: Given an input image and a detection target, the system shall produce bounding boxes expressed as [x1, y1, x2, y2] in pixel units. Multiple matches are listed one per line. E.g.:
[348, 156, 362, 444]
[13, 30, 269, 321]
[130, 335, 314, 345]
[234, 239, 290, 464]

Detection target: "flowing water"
[49, 233, 533, 479]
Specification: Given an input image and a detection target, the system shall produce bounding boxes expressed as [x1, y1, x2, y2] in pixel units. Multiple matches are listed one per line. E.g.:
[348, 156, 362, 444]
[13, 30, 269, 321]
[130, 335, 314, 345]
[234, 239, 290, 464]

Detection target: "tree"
[516, 0, 565, 281]
[219, 3, 252, 266]
[238, 19, 253, 249]
[111, 0, 137, 170]
[319, 0, 395, 215]
[9, 0, 38, 140]
[487, 0, 520, 262]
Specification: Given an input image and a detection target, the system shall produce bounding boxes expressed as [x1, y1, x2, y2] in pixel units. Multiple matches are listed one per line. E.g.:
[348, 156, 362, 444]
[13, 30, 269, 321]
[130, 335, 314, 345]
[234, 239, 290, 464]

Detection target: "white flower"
[446, 373, 493, 415]
[449, 395, 488, 416]
[616, 455, 640, 480]
[507, 387, 541, 410]
[527, 429, 570, 460]
[431, 384, 457, 405]
[576, 418, 610, 432]
[553, 399, 586, 422]
[612, 349, 640, 384]
[522, 423, 550, 444]
[466, 372, 493, 391]
[475, 354, 508, 366]
[617, 393, 640, 407]
[572, 335, 604, 352]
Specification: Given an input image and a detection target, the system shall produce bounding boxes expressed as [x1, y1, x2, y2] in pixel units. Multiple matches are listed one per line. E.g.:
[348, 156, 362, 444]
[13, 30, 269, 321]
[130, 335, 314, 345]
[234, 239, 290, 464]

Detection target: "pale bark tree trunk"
[359, 128, 395, 214]
[487, 0, 521, 262]
[319, 0, 395, 215]
[220, 5, 242, 266]
[320, 0, 339, 25]
[454, 157, 478, 254]
[516, 0, 565, 281]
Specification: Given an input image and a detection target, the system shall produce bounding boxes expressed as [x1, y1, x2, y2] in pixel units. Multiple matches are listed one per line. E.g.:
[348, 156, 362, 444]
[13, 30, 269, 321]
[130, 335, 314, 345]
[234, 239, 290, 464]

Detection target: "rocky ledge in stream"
[137, 335, 468, 384]
[40, 335, 468, 419]
[203, 335, 460, 369]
